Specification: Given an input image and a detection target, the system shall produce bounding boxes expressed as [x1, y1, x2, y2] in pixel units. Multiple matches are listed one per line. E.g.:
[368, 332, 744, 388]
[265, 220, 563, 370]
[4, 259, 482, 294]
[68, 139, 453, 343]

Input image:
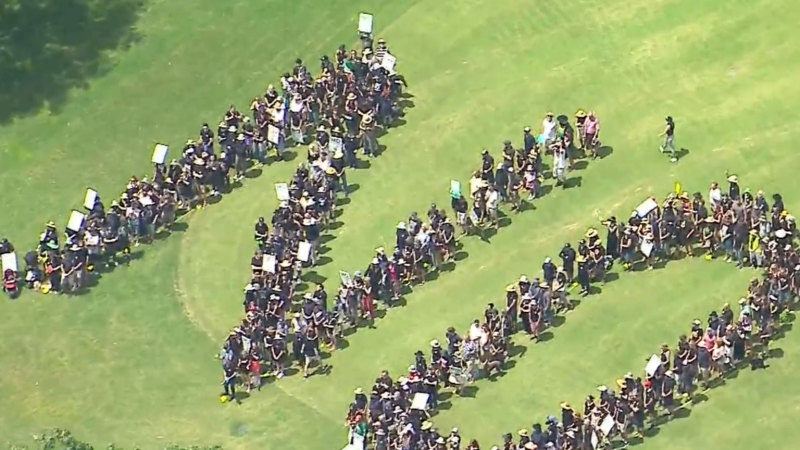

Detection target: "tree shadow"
[0, 0, 146, 123]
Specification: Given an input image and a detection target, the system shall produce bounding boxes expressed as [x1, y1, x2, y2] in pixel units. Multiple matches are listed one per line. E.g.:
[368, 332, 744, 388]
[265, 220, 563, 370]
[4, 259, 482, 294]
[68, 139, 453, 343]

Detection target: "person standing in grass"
[659, 116, 677, 162]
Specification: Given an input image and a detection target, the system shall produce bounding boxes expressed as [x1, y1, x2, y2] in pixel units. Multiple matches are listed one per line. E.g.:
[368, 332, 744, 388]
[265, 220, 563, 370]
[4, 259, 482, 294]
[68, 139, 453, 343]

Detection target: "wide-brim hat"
[430, 339, 440, 348]
[354, 387, 364, 395]
[727, 175, 738, 184]
[325, 167, 336, 175]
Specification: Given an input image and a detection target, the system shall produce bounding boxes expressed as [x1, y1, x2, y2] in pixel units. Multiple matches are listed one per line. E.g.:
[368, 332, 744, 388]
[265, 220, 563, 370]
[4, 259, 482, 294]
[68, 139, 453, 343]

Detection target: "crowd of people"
[341, 176, 797, 450]
[0, 36, 407, 300]
[218, 38, 412, 399]
[217, 108, 604, 397]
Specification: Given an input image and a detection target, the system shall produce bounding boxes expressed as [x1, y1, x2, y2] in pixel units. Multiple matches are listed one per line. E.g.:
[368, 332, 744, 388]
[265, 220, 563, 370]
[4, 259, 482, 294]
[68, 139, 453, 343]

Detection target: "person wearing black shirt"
[480, 150, 495, 184]
[659, 116, 677, 162]
[558, 243, 576, 283]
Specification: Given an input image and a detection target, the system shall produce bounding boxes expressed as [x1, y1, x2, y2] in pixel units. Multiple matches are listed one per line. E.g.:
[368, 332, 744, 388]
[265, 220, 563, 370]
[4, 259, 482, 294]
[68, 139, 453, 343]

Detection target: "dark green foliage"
[0, 0, 144, 122]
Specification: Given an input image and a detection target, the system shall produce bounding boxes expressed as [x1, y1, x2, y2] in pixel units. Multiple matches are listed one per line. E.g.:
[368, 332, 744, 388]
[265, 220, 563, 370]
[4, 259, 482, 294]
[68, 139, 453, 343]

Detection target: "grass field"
[2, 0, 800, 448]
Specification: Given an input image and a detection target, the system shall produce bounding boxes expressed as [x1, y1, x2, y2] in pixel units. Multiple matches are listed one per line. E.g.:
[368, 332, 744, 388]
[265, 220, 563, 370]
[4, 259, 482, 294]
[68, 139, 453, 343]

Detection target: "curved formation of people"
[342, 176, 796, 450]
[0, 39, 405, 299]
[218, 108, 604, 397]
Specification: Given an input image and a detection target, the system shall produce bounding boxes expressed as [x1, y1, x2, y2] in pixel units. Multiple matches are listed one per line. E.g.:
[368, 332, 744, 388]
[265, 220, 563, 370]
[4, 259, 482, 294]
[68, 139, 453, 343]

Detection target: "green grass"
[2, 0, 800, 449]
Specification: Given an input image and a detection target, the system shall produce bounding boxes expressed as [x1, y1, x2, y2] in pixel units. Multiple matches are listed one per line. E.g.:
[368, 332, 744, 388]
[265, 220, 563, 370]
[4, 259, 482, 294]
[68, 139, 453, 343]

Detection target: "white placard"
[138, 194, 154, 206]
[591, 432, 599, 449]
[340, 271, 352, 286]
[67, 210, 86, 232]
[358, 13, 373, 34]
[275, 183, 290, 201]
[599, 415, 615, 435]
[1, 252, 18, 273]
[263, 254, 277, 274]
[640, 240, 654, 257]
[636, 198, 658, 218]
[645, 354, 662, 376]
[267, 124, 281, 145]
[381, 53, 396, 73]
[450, 180, 461, 197]
[297, 241, 312, 262]
[410, 392, 429, 410]
[330, 136, 343, 153]
[152, 143, 169, 164]
[83, 188, 98, 210]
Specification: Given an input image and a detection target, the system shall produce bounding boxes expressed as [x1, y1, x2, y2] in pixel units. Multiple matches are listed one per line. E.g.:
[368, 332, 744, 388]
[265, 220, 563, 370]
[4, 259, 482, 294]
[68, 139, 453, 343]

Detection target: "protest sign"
[645, 354, 662, 376]
[267, 124, 281, 145]
[1, 252, 18, 273]
[66, 210, 86, 232]
[381, 53, 396, 73]
[358, 13, 373, 34]
[151, 143, 169, 164]
[83, 188, 98, 210]
[263, 254, 277, 274]
[635, 198, 658, 218]
[275, 183, 290, 201]
[410, 392, 430, 410]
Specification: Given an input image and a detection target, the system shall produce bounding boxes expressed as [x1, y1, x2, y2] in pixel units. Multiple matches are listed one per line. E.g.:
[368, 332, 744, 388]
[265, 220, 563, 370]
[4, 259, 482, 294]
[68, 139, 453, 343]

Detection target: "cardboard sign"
[83, 188, 98, 210]
[152, 143, 169, 164]
[635, 198, 658, 218]
[263, 254, 277, 274]
[66, 210, 86, 232]
[138, 194, 154, 207]
[410, 392, 429, 410]
[640, 240, 654, 257]
[599, 415, 615, 435]
[330, 136, 343, 154]
[275, 183, 290, 201]
[358, 13, 373, 34]
[267, 124, 281, 145]
[1, 252, 18, 273]
[297, 241, 312, 262]
[645, 354, 662, 376]
[381, 53, 396, 73]
[339, 271, 352, 286]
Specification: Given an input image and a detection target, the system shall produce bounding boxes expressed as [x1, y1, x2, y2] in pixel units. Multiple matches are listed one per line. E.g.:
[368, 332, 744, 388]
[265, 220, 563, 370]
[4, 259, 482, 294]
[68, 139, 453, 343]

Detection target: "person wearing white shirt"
[485, 186, 500, 228]
[542, 112, 557, 145]
[708, 182, 722, 210]
[552, 143, 568, 187]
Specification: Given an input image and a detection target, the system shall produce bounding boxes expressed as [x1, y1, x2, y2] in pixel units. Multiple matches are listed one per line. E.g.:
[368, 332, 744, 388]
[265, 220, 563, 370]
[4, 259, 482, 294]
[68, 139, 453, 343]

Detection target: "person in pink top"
[583, 111, 601, 159]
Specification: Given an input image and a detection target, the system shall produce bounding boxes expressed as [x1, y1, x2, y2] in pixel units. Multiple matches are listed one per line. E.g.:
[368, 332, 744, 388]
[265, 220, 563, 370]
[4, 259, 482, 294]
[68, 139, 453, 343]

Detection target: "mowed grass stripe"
[2, 0, 800, 449]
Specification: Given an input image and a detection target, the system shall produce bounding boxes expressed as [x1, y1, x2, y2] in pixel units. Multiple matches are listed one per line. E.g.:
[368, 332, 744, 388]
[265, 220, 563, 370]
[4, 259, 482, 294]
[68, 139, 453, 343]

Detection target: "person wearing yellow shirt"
[748, 229, 763, 267]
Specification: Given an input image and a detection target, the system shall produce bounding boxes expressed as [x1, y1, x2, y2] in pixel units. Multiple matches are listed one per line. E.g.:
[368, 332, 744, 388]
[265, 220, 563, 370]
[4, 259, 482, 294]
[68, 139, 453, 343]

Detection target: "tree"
[8, 428, 222, 450]
[0, 0, 144, 123]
